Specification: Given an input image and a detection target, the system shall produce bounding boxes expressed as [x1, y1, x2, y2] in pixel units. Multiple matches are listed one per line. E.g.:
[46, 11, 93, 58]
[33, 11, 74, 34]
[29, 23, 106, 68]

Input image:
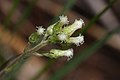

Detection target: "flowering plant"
[28, 15, 84, 60]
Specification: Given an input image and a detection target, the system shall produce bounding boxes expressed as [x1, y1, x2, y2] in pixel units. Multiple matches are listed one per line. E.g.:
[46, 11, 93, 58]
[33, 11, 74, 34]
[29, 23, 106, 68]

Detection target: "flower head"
[58, 33, 67, 41]
[51, 15, 69, 33]
[43, 49, 73, 60]
[36, 26, 45, 35]
[46, 23, 56, 35]
[29, 15, 85, 61]
[72, 19, 84, 29]
[66, 34, 84, 46]
[63, 49, 73, 60]
[61, 19, 84, 36]
[59, 15, 69, 24]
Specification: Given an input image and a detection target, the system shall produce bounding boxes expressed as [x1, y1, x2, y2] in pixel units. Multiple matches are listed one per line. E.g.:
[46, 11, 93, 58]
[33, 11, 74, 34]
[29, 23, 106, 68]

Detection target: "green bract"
[29, 32, 40, 43]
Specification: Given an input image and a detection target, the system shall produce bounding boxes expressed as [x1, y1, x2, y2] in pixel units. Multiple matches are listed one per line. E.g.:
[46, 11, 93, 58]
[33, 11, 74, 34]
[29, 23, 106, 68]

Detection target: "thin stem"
[32, 52, 43, 56]
[28, 40, 48, 53]
[0, 40, 48, 80]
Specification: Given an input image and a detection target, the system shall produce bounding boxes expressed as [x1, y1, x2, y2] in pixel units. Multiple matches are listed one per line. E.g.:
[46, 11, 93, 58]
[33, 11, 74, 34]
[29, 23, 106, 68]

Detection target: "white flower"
[58, 33, 67, 41]
[63, 49, 73, 60]
[50, 48, 73, 60]
[59, 15, 69, 24]
[66, 34, 84, 46]
[36, 26, 45, 35]
[72, 19, 84, 29]
[62, 19, 84, 36]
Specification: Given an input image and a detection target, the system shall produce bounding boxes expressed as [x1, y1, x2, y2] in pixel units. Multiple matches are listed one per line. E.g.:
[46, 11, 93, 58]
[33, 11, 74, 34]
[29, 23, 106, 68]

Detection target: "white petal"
[58, 34, 67, 41]
[73, 19, 84, 29]
[59, 15, 69, 24]
[64, 49, 73, 56]
[36, 26, 45, 35]
[66, 35, 84, 46]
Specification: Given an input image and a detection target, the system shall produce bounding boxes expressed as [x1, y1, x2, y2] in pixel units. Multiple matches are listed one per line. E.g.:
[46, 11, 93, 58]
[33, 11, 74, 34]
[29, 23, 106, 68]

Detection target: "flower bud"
[66, 34, 84, 46]
[43, 49, 73, 60]
[46, 23, 57, 35]
[53, 15, 69, 33]
[29, 32, 41, 43]
[62, 19, 84, 36]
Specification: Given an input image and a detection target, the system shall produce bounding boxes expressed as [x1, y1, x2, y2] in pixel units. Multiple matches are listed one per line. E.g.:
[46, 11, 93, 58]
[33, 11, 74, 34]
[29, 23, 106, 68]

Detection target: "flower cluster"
[43, 49, 73, 61]
[29, 15, 84, 60]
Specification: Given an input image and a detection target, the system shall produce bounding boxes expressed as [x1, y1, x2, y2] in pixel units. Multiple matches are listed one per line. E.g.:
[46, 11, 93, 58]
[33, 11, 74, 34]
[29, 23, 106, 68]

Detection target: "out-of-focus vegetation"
[0, 0, 119, 80]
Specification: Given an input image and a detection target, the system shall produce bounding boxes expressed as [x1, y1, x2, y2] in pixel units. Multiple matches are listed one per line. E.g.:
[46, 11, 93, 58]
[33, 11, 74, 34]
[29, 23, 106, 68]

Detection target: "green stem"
[28, 40, 48, 53]
[0, 53, 29, 80]
[0, 40, 48, 80]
